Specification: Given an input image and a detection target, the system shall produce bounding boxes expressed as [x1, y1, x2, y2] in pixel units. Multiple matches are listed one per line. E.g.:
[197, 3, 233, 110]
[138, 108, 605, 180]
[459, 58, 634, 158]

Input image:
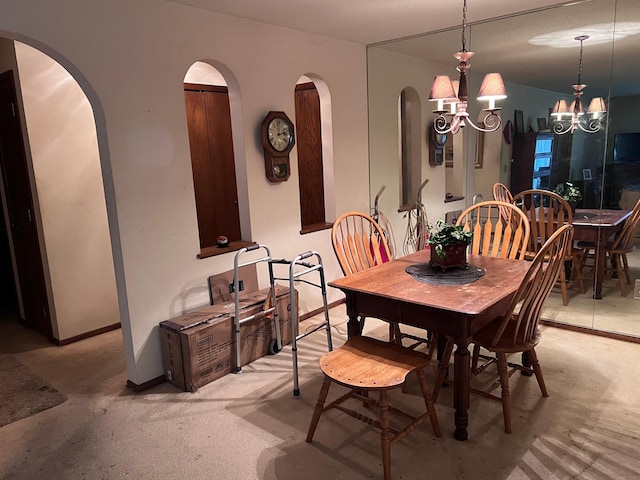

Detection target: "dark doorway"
[0, 70, 52, 339]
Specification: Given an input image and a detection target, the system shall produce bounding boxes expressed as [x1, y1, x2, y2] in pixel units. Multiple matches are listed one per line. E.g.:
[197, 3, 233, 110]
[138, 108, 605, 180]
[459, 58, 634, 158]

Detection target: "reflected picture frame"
[583, 168, 592, 181]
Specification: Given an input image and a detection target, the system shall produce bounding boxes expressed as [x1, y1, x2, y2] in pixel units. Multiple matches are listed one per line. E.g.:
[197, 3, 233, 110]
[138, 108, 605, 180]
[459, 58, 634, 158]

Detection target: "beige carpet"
[1, 312, 640, 479]
[0, 354, 67, 427]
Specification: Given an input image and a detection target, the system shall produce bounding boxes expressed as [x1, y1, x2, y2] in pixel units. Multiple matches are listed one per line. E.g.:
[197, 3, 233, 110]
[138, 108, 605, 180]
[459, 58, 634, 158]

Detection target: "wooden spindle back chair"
[455, 200, 530, 260]
[513, 189, 584, 304]
[605, 198, 640, 296]
[436, 225, 574, 433]
[332, 211, 391, 276]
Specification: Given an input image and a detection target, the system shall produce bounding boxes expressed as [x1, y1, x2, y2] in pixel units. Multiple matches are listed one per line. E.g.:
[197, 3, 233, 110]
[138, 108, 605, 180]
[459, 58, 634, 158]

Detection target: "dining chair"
[306, 335, 441, 480]
[492, 182, 515, 226]
[492, 182, 513, 203]
[513, 189, 584, 305]
[431, 200, 530, 401]
[332, 212, 430, 351]
[455, 200, 530, 260]
[436, 225, 574, 433]
[581, 198, 640, 296]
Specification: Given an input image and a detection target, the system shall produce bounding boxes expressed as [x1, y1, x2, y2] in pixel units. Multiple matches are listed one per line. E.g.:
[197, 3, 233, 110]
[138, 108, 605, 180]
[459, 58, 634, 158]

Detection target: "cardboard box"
[160, 285, 298, 392]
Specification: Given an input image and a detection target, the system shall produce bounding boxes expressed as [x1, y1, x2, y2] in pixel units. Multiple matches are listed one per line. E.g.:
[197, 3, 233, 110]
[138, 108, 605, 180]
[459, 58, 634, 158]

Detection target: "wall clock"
[428, 125, 446, 166]
[261, 111, 295, 182]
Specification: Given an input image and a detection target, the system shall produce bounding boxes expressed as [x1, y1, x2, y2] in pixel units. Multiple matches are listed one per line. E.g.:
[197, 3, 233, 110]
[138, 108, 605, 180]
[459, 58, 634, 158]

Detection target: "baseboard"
[55, 322, 121, 346]
[126, 375, 165, 392]
[299, 298, 345, 321]
[541, 319, 640, 344]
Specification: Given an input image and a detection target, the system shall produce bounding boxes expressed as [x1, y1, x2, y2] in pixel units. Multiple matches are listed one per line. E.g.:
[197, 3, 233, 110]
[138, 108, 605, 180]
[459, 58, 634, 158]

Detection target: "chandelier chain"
[577, 37, 584, 85]
[461, 0, 468, 52]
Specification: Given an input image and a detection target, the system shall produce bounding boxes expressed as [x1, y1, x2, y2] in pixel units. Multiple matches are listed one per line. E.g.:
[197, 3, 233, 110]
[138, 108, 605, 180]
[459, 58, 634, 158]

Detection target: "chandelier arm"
[577, 117, 602, 134]
[553, 122, 572, 135]
[466, 113, 502, 133]
[433, 115, 462, 135]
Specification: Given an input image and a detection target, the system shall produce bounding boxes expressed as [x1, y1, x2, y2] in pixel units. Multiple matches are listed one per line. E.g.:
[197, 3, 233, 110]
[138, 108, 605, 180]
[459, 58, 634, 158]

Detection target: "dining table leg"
[594, 242, 606, 299]
[453, 339, 470, 441]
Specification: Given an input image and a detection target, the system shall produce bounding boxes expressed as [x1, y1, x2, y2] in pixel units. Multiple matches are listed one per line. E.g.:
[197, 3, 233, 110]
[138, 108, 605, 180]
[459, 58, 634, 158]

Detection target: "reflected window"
[532, 134, 553, 189]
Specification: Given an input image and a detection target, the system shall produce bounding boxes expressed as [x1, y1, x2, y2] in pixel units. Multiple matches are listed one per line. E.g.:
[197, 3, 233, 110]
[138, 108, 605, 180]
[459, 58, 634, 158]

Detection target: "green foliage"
[427, 219, 473, 259]
[553, 182, 582, 202]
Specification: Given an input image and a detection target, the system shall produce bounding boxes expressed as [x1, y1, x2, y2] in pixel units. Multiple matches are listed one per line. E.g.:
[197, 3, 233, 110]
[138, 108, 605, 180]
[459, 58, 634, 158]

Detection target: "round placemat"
[405, 263, 485, 286]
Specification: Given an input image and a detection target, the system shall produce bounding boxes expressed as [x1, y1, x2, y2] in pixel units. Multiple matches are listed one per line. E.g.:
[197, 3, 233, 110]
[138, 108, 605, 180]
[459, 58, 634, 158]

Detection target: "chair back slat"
[492, 225, 574, 347]
[456, 201, 530, 260]
[332, 212, 392, 276]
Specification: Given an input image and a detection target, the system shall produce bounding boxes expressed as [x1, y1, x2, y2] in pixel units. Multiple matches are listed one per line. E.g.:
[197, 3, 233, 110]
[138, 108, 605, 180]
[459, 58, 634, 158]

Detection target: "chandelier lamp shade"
[551, 35, 606, 135]
[429, 0, 507, 135]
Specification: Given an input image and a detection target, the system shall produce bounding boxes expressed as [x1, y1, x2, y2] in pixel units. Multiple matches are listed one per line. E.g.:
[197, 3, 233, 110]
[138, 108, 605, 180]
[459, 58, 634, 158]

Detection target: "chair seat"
[308, 335, 441, 480]
[320, 336, 431, 389]
[473, 318, 542, 353]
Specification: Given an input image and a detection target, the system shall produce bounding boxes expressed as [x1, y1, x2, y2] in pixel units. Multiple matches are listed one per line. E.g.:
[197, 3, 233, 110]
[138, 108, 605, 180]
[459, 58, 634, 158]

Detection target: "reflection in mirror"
[367, 0, 640, 339]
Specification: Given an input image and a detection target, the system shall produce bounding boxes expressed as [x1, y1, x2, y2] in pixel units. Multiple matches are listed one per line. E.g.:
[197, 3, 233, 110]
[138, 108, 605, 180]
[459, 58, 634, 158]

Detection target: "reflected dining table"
[572, 209, 631, 299]
[328, 250, 531, 441]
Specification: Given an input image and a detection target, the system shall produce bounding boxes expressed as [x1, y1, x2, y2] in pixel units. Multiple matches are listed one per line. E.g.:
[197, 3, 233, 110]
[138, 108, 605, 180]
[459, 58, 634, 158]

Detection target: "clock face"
[268, 117, 292, 152]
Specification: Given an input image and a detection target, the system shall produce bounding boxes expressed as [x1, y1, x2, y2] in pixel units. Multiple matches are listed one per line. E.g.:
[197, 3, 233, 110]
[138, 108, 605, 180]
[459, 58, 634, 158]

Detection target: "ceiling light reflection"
[530, 22, 640, 48]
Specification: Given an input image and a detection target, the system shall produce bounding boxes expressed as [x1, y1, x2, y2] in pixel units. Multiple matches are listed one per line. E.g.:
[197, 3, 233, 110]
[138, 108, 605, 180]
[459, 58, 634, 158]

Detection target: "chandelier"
[429, 0, 507, 135]
[550, 35, 606, 135]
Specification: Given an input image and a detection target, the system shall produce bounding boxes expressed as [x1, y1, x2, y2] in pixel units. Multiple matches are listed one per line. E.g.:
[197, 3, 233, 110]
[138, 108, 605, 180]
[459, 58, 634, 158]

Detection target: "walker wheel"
[269, 339, 281, 355]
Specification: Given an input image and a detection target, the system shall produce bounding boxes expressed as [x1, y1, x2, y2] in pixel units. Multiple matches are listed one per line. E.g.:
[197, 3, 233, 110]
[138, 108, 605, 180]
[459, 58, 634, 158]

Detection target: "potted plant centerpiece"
[427, 219, 473, 271]
[553, 182, 582, 213]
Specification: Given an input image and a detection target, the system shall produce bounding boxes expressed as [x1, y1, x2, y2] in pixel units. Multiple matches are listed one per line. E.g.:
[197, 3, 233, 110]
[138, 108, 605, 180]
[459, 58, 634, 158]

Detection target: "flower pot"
[429, 243, 469, 271]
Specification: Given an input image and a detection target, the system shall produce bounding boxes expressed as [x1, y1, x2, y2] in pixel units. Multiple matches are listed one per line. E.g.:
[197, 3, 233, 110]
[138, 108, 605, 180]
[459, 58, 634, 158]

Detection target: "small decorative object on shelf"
[426, 219, 473, 271]
[216, 235, 229, 248]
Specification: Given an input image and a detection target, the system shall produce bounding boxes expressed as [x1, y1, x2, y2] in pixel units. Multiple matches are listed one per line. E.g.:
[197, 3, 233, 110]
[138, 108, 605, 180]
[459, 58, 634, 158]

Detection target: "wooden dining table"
[572, 208, 631, 299]
[328, 250, 531, 441]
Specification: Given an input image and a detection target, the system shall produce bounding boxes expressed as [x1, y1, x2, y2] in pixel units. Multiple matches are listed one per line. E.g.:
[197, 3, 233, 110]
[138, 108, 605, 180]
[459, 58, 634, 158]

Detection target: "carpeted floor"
[1, 311, 640, 479]
[0, 353, 67, 428]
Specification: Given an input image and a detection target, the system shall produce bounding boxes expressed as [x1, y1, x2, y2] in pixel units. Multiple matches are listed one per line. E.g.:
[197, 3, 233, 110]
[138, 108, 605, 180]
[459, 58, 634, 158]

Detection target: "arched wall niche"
[296, 72, 336, 223]
[183, 59, 252, 242]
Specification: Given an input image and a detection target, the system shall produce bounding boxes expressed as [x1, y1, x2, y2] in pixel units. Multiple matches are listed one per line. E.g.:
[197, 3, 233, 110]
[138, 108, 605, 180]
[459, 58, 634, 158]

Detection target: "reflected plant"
[553, 182, 582, 202]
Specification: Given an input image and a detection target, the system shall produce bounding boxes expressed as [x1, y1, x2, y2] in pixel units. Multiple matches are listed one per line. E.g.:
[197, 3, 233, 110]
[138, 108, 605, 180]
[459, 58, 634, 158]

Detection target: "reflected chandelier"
[550, 35, 606, 135]
[429, 0, 507, 135]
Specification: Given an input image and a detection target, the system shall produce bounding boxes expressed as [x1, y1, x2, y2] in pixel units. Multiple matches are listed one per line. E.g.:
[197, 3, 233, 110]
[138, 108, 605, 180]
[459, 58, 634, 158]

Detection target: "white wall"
[0, 0, 369, 385]
[15, 42, 120, 341]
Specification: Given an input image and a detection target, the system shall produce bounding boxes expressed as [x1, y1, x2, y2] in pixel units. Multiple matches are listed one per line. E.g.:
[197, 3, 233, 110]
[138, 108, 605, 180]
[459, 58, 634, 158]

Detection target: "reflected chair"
[492, 182, 515, 226]
[332, 212, 430, 351]
[437, 225, 574, 433]
[455, 200, 530, 260]
[513, 189, 584, 305]
[306, 335, 441, 480]
[492, 182, 513, 204]
[581, 198, 640, 296]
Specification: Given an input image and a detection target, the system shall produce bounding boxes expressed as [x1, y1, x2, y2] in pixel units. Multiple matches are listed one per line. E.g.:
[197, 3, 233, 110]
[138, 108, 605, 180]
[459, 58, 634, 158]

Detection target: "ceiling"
[163, 0, 572, 45]
[164, 0, 640, 97]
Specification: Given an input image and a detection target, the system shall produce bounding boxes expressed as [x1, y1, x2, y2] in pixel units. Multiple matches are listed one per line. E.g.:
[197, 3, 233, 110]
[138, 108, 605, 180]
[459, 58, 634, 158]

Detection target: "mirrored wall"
[367, 0, 640, 339]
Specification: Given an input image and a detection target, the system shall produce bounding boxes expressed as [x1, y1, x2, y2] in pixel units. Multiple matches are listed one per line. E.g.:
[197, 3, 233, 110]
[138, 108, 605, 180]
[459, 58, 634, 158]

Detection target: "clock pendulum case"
[261, 111, 295, 182]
